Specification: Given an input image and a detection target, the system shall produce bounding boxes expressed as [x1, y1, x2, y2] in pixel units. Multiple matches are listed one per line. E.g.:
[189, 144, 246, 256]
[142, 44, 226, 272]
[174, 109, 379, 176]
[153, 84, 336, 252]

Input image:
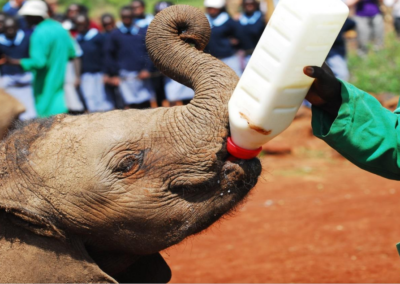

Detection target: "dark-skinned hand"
[303, 63, 343, 117]
[4, 56, 21, 66]
[0, 55, 6, 65]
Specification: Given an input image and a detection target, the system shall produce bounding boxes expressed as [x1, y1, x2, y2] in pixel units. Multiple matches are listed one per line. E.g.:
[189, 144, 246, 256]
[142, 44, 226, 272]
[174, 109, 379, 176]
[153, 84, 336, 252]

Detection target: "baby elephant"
[0, 89, 25, 140]
[0, 5, 261, 283]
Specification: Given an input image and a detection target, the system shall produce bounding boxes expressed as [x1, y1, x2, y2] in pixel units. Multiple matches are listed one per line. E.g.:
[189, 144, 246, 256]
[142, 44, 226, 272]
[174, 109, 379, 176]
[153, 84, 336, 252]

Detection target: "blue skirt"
[81, 72, 114, 112]
[119, 70, 154, 105]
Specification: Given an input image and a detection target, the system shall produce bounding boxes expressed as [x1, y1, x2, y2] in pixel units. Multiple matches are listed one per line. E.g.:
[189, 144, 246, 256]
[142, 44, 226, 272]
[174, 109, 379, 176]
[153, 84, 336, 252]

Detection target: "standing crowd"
[0, 0, 266, 120]
[1, 0, 397, 120]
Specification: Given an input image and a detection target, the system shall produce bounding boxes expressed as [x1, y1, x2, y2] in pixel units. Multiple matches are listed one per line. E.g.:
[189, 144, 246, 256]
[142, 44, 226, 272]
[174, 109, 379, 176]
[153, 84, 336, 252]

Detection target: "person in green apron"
[304, 63, 400, 254]
[5, 0, 76, 117]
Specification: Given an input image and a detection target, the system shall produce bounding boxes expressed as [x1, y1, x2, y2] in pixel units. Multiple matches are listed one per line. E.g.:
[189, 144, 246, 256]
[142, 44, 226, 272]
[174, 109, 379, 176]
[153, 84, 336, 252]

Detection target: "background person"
[326, 18, 356, 81]
[131, 0, 154, 28]
[0, 16, 35, 120]
[6, 0, 76, 117]
[3, 0, 27, 30]
[61, 3, 79, 35]
[46, 0, 63, 21]
[0, 12, 8, 34]
[204, 0, 243, 76]
[101, 12, 124, 109]
[63, 37, 85, 115]
[238, 0, 265, 70]
[150, 1, 169, 107]
[60, 3, 86, 115]
[347, 0, 384, 55]
[76, 13, 113, 112]
[105, 6, 153, 109]
[101, 12, 115, 33]
[62, 3, 100, 38]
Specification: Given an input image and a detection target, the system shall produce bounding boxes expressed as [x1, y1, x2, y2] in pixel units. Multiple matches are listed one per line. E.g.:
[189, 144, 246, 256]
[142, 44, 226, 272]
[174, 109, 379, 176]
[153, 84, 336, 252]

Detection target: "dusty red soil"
[161, 109, 400, 283]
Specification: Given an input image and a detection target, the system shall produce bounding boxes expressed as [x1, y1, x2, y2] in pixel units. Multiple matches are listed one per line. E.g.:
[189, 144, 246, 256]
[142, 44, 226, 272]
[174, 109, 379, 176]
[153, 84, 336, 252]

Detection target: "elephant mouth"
[164, 141, 261, 241]
[176, 156, 261, 237]
[217, 157, 261, 206]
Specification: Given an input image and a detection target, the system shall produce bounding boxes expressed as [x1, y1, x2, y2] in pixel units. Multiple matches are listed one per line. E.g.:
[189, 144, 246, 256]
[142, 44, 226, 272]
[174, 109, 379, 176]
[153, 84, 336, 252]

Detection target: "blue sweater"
[204, 12, 242, 59]
[104, 25, 151, 76]
[0, 30, 30, 75]
[238, 11, 265, 53]
[102, 30, 114, 76]
[77, 29, 105, 74]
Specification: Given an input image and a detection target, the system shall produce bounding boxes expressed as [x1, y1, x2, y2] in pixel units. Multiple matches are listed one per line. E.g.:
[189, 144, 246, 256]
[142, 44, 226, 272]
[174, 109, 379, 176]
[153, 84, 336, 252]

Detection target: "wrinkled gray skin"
[0, 5, 261, 283]
[0, 89, 25, 139]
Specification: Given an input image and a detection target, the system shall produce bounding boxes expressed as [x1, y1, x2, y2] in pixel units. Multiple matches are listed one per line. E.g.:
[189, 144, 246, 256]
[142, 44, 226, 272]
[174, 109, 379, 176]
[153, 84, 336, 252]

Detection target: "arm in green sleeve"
[20, 30, 49, 71]
[68, 36, 77, 60]
[312, 80, 400, 180]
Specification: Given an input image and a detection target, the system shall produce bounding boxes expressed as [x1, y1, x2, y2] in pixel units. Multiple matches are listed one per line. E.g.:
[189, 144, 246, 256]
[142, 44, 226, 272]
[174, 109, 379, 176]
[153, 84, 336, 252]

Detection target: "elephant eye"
[114, 154, 141, 176]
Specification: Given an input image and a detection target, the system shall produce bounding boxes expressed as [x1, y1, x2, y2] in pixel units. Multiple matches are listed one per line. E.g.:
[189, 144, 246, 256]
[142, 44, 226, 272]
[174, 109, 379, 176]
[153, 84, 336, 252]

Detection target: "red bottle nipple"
[227, 137, 262, 160]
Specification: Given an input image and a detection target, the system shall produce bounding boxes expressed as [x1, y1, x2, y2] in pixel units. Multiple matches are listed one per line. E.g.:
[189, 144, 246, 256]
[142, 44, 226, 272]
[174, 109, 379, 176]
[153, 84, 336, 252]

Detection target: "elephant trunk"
[146, 5, 239, 117]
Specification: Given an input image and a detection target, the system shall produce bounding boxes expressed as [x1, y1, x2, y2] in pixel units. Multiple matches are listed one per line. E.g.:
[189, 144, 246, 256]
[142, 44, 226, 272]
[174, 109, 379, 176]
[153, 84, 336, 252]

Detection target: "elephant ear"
[0, 212, 117, 283]
[0, 89, 25, 140]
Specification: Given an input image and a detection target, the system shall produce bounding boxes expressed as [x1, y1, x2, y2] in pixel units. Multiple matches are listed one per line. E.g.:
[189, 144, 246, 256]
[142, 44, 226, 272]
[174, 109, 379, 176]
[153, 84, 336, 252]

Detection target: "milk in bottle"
[227, 0, 349, 159]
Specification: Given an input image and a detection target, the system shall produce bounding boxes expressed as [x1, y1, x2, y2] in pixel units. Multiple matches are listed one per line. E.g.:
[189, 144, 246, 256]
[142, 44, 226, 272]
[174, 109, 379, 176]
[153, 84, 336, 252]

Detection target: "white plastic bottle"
[227, 0, 349, 159]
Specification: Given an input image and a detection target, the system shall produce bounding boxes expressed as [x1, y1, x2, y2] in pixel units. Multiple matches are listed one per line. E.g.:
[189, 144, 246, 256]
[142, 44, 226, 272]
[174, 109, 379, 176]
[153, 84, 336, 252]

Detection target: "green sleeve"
[312, 80, 400, 180]
[20, 29, 49, 71]
[68, 36, 77, 60]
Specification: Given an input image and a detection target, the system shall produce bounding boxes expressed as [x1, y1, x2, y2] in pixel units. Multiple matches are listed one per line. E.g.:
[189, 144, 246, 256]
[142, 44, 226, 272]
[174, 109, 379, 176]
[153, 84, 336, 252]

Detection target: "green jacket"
[21, 19, 76, 118]
[312, 80, 400, 254]
[312, 80, 400, 181]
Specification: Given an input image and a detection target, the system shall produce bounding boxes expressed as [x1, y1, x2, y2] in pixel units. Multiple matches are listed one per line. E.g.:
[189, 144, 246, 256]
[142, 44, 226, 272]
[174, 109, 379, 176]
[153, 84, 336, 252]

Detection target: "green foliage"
[56, 0, 204, 17]
[348, 32, 400, 95]
[0, 0, 203, 18]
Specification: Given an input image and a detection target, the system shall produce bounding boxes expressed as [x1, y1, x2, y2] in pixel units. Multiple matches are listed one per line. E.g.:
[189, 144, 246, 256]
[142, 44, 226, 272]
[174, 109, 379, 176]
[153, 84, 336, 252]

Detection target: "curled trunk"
[146, 5, 239, 117]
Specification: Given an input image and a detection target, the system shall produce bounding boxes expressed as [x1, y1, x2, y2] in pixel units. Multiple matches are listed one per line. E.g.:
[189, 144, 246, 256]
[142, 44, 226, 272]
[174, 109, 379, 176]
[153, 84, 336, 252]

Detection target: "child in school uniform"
[204, 0, 243, 77]
[75, 13, 113, 112]
[104, 6, 153, 109]
[238, 0, 265, 70]
[0, 16, 35, 120]
[101, 13, 124, 110]
[326, 18, 356, 82]
[131, 0, 154, 29]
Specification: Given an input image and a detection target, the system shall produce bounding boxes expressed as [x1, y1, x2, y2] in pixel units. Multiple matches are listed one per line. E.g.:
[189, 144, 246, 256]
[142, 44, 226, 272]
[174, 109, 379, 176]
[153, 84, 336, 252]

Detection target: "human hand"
[111, 77, 120, 86]
[137, 70, 151, 80]
[6, 57, 21, 65]
[303, 63, 342, 117]
[0, 55, 6, 65]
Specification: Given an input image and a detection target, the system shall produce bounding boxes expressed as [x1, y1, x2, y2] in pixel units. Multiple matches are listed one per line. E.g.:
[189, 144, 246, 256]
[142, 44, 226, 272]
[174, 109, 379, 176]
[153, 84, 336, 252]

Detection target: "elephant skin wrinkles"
[0, 5, 262, 283]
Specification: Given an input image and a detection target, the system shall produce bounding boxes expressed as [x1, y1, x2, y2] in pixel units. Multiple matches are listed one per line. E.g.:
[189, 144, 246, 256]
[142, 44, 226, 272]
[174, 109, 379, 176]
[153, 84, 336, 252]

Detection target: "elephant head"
[0, 89, 25, 140]
[0, 5, 261, 283]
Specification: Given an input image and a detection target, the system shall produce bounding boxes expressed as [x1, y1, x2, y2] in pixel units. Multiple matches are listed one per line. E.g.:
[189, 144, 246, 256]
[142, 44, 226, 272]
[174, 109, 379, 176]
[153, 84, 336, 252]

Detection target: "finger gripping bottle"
[227, 0, 349, 160]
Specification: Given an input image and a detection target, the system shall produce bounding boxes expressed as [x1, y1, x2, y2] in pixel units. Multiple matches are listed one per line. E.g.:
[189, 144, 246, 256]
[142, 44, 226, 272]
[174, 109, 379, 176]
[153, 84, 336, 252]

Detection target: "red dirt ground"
[161, 109, 400, 283]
